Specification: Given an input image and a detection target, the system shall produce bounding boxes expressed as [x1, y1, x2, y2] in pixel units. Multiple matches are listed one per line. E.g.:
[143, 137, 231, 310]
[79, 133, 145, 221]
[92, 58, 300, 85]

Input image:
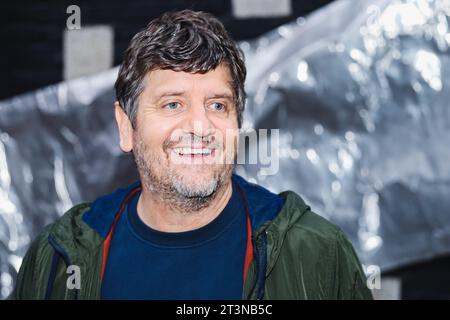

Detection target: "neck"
[136, 179, 233, 232]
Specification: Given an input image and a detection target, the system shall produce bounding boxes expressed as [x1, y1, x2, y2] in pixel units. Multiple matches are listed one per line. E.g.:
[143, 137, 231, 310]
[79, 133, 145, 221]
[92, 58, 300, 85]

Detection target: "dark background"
[0, 0, 333, 101]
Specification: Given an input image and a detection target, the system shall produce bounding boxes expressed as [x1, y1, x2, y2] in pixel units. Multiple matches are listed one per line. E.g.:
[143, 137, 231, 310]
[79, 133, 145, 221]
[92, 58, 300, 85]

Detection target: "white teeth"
[173, 148, 212, 155]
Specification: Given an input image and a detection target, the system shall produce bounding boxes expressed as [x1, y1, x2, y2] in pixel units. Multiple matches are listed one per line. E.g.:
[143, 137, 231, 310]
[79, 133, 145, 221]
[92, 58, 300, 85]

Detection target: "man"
[10, 10, 372, 300]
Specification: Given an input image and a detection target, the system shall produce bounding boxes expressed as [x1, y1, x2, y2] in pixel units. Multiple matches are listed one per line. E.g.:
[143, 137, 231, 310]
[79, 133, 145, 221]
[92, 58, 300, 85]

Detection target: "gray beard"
[132, 136, 234, 213]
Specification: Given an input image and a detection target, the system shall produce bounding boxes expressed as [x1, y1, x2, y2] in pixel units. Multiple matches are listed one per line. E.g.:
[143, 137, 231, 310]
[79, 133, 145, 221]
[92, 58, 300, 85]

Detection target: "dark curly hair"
[115, 9, 247, 128]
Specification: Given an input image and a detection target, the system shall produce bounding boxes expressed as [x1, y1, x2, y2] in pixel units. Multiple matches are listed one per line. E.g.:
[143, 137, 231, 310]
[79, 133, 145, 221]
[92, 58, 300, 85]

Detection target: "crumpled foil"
[1, 0, 450, 298]
[239, 0, 450, 274]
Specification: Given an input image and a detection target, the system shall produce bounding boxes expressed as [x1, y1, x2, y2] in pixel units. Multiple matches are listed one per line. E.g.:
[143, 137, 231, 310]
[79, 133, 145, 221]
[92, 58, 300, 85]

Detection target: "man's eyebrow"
[153, 91, 187, 101]
[153, 91, 234, 101]
[206, 92, 234, 100]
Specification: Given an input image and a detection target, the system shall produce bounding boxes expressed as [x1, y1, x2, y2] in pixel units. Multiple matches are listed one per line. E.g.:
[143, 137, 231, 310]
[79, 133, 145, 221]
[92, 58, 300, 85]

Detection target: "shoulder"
[280, 192, 371, 297]
[21, 202, 92, 272]
[47, 202, 92, 236]
[20, 202, 92, 264]
[276, 191, 360, 265]
[278, 191, 343, 243]
[9, 203, 94, 299]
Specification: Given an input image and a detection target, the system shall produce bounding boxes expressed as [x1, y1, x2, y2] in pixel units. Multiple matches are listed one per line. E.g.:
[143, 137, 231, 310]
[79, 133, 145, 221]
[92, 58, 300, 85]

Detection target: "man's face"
[116, 63, 239, 211]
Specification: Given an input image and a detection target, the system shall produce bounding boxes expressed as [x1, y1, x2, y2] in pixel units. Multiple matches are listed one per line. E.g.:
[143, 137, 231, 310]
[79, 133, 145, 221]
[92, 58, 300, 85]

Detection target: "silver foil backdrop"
[1, 0, 450, 298]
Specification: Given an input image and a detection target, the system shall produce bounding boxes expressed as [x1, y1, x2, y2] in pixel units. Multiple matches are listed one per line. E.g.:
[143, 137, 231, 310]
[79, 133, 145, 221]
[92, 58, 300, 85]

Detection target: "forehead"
[143, 64, 233, 97]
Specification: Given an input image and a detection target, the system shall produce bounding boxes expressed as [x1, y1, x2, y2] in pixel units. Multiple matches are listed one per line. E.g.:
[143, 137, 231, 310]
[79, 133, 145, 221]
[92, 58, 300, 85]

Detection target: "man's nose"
[182, 103, 215, 138]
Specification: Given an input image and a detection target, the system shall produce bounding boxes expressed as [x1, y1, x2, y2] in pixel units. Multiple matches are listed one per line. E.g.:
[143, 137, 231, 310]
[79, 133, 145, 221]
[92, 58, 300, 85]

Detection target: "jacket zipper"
[47, 234, 79, 300]
[245, 235, 259, 299]
[246, 230, 267, 300]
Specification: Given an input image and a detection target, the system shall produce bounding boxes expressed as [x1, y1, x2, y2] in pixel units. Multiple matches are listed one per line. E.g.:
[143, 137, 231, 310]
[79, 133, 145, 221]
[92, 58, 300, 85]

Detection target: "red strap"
[100, 187, 141, 283]
[243, 214, 253, 283]
[237, 183, 254, 283]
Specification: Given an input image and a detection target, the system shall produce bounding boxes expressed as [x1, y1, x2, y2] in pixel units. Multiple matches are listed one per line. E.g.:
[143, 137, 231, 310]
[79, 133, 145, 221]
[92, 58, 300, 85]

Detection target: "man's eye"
[208, 102, 225, 112]
[164, 102, 180, 110]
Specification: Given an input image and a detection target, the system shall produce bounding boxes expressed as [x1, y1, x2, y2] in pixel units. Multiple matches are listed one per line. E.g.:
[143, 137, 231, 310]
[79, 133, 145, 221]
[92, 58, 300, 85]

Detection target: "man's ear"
[114, 102, 134, 153]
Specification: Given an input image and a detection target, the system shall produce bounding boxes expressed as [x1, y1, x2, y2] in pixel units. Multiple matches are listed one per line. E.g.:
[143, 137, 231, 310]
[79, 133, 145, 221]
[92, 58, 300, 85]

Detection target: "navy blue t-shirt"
[100, 180, 248, 299]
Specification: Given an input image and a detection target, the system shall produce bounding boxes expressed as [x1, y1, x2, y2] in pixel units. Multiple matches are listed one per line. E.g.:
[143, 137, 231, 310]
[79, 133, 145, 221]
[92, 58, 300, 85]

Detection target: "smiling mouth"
[172, 147, 214, 156]
[170, 147, 217, 162]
